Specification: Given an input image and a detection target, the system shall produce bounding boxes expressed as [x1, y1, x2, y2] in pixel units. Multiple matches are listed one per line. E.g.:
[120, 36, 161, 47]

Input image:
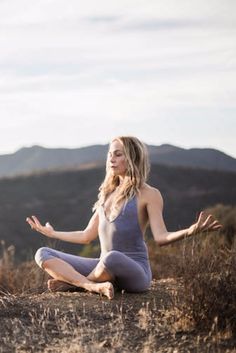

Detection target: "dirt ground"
[0, 279, 235, 353]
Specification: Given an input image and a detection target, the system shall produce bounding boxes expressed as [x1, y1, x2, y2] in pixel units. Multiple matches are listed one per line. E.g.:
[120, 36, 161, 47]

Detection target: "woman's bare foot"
[93, 282, 114, 300]
[48, 279, 114, 299]
[47, 279, 76, 292]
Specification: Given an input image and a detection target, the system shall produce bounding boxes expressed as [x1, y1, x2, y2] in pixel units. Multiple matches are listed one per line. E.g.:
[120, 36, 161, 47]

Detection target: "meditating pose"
[26, 136, 222, 299]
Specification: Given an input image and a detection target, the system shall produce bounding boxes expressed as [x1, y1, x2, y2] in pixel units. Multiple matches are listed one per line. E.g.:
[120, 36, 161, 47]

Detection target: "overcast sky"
[0, 0, 235, 157]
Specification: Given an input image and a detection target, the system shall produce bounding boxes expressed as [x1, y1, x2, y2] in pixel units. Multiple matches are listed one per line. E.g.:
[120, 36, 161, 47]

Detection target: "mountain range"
[0, 143, 235, 178]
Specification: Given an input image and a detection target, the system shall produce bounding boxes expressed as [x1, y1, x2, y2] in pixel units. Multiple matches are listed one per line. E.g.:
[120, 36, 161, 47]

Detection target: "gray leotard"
[35, 195, 152, 292]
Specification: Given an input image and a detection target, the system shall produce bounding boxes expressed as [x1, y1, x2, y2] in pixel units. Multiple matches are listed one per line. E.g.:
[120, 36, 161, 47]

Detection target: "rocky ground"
[0, 279, 235, 353]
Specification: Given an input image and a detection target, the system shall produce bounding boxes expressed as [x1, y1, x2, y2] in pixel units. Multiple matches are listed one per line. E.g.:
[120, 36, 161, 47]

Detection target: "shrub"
[0, 241, 45, 294]
[179, 236, 236, 337]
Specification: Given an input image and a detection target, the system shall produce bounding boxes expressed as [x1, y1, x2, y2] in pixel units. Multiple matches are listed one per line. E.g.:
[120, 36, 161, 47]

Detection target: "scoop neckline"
[101, 195, 135, 223]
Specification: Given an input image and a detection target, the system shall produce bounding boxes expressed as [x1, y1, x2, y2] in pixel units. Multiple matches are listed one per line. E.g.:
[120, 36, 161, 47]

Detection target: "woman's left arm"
[146, 187, 222, 246]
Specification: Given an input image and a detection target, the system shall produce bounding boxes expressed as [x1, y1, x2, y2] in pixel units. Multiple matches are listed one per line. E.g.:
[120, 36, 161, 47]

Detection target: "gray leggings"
[35, 247, 152, 292]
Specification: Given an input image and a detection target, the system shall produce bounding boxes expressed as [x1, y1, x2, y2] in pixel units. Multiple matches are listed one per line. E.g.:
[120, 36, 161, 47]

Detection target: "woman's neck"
[118, 175, 126, 186]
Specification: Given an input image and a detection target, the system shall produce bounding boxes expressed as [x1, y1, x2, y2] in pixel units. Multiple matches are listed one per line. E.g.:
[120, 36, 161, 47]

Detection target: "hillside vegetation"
[0, 163, 235, 262]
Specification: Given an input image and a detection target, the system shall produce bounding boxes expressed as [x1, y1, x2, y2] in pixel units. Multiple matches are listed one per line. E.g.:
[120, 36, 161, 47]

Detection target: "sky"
[0, 0, 236, 158]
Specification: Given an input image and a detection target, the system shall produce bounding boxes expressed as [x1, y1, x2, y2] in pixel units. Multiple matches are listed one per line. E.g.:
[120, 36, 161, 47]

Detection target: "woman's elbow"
[83, 234, 92, 244]
[83, 230, 97, 244]
[154, 234, 168, 247]
[155, 239, 166, 247]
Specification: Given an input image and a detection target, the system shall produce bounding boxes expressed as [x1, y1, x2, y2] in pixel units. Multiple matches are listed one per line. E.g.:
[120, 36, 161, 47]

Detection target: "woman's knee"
[34, 247, 52, 268]
[102, 250, 123, 268]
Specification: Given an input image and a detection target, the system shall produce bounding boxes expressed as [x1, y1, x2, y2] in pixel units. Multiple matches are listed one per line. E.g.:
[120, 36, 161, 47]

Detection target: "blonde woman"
[26, 136, 222, 300]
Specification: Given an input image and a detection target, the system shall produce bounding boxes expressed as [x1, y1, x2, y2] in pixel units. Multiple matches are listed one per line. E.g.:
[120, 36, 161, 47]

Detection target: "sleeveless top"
[98, 195, 150, 262]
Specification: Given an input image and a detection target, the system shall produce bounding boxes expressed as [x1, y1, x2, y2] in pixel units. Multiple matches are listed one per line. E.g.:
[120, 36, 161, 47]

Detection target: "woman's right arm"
[26, 211, 99, 244]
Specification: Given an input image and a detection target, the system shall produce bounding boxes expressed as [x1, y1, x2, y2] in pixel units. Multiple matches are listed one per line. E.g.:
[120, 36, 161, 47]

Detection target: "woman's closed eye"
[108, 152, 123, 158]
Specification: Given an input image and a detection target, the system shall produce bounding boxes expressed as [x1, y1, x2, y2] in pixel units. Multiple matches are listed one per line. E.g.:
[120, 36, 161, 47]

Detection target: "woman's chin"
[110, 168, 118, 174]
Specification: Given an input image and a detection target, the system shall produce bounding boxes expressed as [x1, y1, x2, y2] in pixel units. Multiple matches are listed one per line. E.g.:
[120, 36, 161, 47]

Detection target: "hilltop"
[0, 143, 235, 178]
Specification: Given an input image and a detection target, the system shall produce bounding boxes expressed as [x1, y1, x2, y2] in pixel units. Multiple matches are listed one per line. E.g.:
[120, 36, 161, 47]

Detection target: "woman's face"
[107, 140, 128, 177]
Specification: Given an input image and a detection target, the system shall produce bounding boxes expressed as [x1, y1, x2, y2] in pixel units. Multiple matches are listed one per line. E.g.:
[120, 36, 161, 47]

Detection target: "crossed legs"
[41, 256, 114, 299]
[35, 247, 151, 298]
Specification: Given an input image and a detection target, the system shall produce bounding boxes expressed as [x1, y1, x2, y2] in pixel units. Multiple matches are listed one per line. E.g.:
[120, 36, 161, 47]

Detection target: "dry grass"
[0, 240, 45, 295]
[178, 237, 236, 338]
[1, 279, 234, 353]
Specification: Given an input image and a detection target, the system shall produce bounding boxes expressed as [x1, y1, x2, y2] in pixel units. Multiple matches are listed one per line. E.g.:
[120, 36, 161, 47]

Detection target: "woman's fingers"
[32, 215, 41, 227]
[209, 220, 223, 230]
[26, 216, 42, 231]
[26, 217, 35, 229]
[201, 214, 213, 228]
[197, 211, 204, 223]
[197, 211, 209, 225]
[212, 224, 223, 230]
[196, 212, 210, 229]
[196, 212, 222, 233]
[202, 218, 222, 232]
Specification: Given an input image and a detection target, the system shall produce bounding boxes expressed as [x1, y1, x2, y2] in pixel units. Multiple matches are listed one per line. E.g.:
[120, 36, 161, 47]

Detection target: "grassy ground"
[0, 278, 235, 353]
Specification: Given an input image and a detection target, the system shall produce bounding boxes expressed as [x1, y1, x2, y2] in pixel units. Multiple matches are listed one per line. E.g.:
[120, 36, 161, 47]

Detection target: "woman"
[26, 136, 222, 300]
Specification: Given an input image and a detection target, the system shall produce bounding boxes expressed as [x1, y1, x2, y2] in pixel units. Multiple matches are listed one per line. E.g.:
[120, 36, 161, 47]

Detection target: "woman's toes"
[103, 282, 114, 299]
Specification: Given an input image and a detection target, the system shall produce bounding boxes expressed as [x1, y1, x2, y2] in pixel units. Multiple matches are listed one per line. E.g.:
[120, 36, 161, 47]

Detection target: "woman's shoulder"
[139, 183, 163, 202]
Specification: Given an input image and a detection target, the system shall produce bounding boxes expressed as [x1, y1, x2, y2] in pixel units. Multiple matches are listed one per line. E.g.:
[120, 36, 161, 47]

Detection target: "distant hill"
[148, 144, 236, 171]
[0, 145, 106, 178]
[0, 164, 235, 261]
[0, 143, 235, 178]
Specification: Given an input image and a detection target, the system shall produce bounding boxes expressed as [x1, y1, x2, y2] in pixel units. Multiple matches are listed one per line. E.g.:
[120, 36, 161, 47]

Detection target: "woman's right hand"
[26, 215, 55, 238]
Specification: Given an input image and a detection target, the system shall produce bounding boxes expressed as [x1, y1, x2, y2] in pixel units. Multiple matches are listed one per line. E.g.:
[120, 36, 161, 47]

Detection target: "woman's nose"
[109, 155, 115, 162]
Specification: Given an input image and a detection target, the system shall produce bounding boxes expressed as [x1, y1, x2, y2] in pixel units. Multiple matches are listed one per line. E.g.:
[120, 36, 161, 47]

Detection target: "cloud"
[117, 18, 210, 32]
[0, 0, 235, 156]
[87, 16, 121, 23]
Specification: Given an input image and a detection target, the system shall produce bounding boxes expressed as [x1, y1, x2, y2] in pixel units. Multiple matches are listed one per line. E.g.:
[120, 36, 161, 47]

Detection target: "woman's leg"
[88, 250, 152, 293]
[87, 261, 114, 282]
[35, 247, 114, 299]
[43, 258, 114, 299]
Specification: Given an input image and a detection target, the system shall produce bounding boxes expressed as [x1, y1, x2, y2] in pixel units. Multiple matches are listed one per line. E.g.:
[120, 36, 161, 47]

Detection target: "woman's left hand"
[187, 211, 223, 236]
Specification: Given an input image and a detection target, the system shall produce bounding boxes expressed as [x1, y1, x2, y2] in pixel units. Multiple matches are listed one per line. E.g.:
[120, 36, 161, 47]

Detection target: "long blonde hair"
[93, 136, 150, 212]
